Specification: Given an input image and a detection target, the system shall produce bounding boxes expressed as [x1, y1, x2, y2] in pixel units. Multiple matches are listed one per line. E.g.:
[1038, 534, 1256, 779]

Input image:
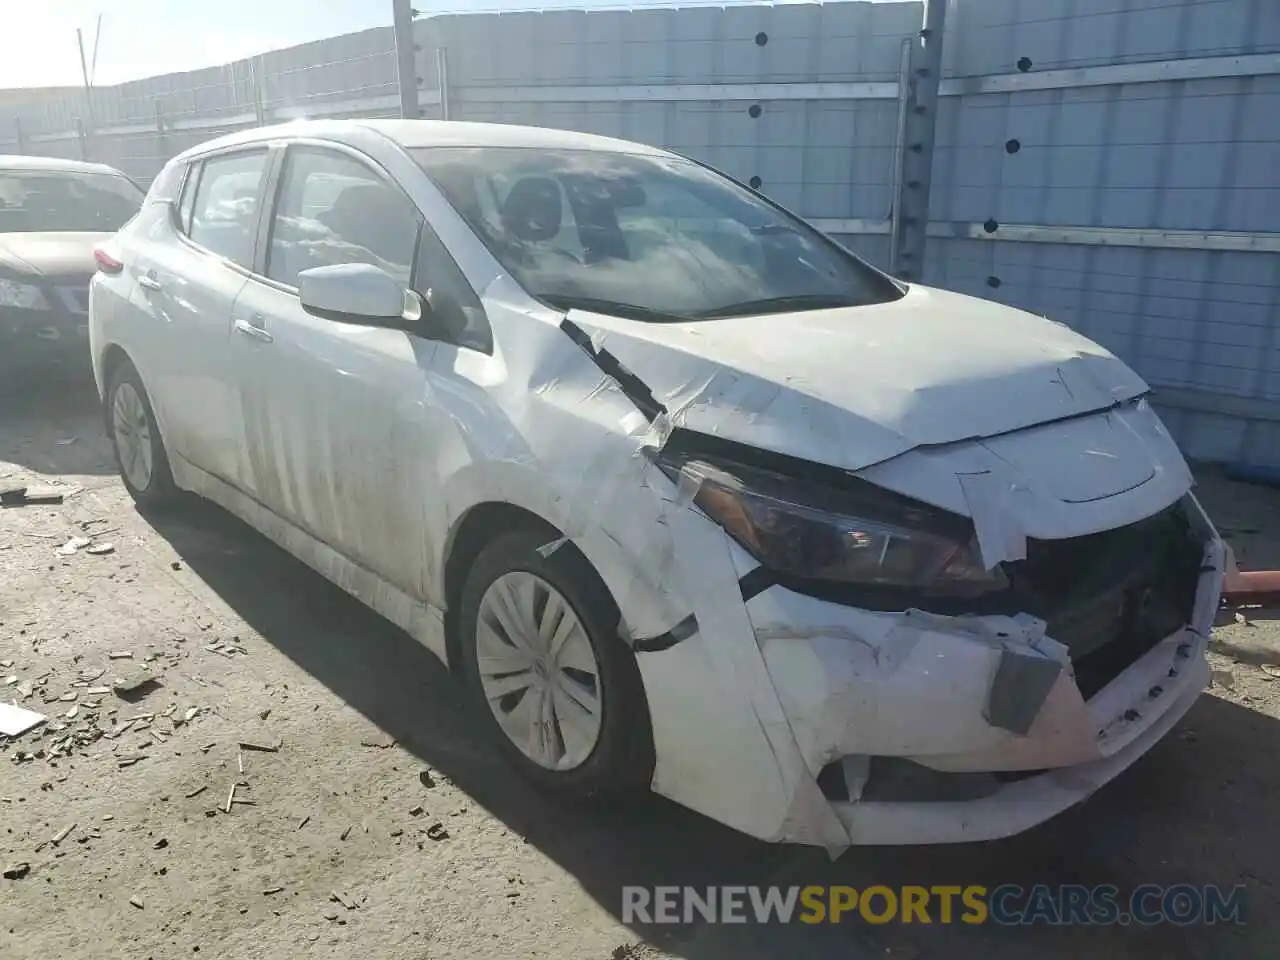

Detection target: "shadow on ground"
[137, 495, 1278, 960]
[0, 368, 115, 476]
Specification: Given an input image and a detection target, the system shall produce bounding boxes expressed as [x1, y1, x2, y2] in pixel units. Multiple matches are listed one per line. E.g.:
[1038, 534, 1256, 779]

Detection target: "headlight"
[664, 455, 1007, 596]
[0, 278, 50, 310]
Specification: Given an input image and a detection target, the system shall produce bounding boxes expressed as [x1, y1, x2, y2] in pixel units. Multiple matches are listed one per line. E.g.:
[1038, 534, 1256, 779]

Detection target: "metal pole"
[435, 47, 450, 121]
[889, 0, 948, 281]
[393, 0, 420, 119]
[76, 28, 96, 159]
[249, 56, 267, 126]
[14, 117, 25, 153]
[887, 37, 912, 275]
[154, 101, 167, 177]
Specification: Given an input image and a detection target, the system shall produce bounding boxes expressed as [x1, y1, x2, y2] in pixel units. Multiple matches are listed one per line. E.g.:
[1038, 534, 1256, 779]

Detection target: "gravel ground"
[2, 374, 1278, 959]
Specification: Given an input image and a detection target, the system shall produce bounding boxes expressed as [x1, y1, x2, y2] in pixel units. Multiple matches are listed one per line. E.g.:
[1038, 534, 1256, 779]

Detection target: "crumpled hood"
[567, 283, 1150, 472]
[0, 232, 108, 281]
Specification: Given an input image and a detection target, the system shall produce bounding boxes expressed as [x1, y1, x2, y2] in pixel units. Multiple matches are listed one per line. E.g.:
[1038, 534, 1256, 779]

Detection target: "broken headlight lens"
[672, 457, 1007, 595]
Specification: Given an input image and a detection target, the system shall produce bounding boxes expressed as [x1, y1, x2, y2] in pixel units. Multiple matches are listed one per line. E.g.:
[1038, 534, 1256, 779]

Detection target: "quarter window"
[187, 150, 269, 269]
[266, 148, 421, 289]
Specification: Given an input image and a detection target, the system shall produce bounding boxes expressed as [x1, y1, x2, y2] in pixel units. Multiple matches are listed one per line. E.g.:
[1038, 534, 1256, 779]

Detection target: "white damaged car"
[90, 120, 1224, 850]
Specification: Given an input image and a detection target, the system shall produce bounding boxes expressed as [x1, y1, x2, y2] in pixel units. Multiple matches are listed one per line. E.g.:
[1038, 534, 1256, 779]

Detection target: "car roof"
[171, 118, 670, 164]
[0, 154, 127, 176]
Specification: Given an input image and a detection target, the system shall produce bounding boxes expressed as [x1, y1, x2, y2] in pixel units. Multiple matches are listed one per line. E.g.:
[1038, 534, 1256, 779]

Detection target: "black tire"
[457, 528, 655, 798]
[104, 360, 178, 507]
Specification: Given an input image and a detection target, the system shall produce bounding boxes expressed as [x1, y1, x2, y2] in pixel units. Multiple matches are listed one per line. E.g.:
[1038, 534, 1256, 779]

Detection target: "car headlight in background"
[662, 454, 1008, 597]
[0, 278, 51, 310]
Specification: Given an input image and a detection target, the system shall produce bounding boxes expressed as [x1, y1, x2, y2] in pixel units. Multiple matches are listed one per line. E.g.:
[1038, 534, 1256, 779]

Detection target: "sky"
[0, 0, 892, 90]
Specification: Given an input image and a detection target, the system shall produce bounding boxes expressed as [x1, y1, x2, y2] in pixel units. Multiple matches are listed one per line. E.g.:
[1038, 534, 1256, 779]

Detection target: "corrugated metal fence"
[1, 0, 1277, 468]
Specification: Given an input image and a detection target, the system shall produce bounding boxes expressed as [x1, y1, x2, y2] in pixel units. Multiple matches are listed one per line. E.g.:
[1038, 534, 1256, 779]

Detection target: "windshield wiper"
[539, 294, 692, 323]
[691, 293, 862, 319]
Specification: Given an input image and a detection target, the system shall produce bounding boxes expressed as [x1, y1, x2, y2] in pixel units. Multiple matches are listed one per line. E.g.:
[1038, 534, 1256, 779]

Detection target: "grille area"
[1002, 503, 1203, 699]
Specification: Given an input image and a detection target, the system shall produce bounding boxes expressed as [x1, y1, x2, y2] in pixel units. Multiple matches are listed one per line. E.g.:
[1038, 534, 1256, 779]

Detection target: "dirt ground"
[3, 374, 1279, 959]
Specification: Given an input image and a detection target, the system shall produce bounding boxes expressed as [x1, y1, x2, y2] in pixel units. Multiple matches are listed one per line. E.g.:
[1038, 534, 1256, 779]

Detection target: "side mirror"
[298, 263, 409, 328]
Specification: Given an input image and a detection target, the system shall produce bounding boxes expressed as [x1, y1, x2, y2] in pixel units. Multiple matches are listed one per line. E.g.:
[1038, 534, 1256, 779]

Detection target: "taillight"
[94, 248, 124, 274]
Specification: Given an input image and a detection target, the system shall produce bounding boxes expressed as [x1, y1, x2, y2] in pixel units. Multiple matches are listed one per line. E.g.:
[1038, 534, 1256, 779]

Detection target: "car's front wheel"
[105, 361, 177, 507]
[457, 529, 655, 798]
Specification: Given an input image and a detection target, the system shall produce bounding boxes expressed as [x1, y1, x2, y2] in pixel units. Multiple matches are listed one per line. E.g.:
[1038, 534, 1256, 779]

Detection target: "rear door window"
[186, 150, 269, 269]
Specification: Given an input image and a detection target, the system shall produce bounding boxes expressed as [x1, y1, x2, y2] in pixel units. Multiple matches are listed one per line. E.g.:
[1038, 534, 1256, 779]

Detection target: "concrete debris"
[15, 680, 33, 700]
[85, 686, 111, 696]
[184, 785, 208, 799]
[0, 659, 10, 667]
[153, 838, 168, 850]
[52, 823, 76, 845]
[3, 862, 31, 880]
[86, 542, 116, 555]
[117, 756, 144, 769]
[239, 739, 282, 753]
[0, 701, 47, 737]
[59, 536, 91, 555]
[409, 805, 424, 817]
[113, 670, 160, 699]
[297, 815, 310, 830]
[0, 484, 28, 504]
[225, 783, 237, 813]
[1211, 669, 1236, 690]
[24, 488, 65, 504]
[107, 651, 133, 660]
[59, 691, 78, 701]
[1260, 663, 1280, 680]
[360, 736, 396, 749]
[171, 560, 182, 570]
[263, 886, 284, 895]
[339, 826, 352, 841]
[1235, 611, 1252, 626]
[3, 675, 15, 685]
[426, 822, 450, 841]
[330, 890, 358, 910]
[129, 895, 144, 909]
[418, 769, 436, 789]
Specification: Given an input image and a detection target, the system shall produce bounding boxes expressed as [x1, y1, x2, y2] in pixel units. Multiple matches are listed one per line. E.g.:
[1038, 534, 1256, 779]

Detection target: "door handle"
[233, 317, 274, 343]
[137, 272, 162, 291]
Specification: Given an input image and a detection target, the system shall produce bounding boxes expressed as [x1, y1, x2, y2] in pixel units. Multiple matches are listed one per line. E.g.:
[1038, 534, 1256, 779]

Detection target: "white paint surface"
[90, 119, 1224, 850]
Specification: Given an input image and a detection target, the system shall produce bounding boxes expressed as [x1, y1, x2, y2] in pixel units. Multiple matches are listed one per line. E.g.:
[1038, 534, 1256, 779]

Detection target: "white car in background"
[89, 120, 1224, 850]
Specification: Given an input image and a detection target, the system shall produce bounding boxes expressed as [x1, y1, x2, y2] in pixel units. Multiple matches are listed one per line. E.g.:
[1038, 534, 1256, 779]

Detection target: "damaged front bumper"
[634, 495, 1223, 851]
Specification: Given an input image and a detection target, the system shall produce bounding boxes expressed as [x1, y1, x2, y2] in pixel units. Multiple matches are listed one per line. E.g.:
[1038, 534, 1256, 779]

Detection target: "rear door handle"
[137, 272, 162, 291]
[233, 317, 274, 343]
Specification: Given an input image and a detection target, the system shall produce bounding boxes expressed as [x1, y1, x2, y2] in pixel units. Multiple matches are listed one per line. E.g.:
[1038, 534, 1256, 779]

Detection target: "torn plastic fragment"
[957, 471, 1027, 569]
[536, 536, 569, 558]
[984, 646, 1064, 735]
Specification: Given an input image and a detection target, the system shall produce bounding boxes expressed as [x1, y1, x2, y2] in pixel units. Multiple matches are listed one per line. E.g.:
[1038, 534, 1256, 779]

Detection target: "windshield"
[413, 147, 899, 321]
[0, 169, 144, 234]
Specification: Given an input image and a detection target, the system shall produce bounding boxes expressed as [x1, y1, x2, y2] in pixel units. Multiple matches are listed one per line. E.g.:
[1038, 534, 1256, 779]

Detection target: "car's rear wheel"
[457, 529, 654, 797]
[106, 361, 177, 506]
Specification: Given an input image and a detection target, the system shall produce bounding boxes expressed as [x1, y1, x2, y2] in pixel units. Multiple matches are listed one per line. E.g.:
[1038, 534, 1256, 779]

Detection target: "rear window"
[0, 169, 144, 234]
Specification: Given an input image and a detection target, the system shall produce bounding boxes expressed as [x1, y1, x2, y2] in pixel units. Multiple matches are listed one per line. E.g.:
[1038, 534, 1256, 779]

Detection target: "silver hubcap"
[476, 571, 603, 771]
[112, 382, 154, 492]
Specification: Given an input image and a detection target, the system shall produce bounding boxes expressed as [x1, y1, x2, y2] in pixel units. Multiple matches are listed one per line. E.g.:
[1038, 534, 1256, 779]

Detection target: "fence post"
[154, 101, 168, 174]
[249, 55, 267, 126]
[14, 117, 25, 153]
[393, 0, 420, 118]
[889, 0, 948, 281]
[435, 47, 450, 120]
[76, 117, 89, 161]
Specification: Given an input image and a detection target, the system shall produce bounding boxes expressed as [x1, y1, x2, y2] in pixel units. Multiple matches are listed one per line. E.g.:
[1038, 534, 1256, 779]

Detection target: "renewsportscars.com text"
[622, 884, 1247, 926]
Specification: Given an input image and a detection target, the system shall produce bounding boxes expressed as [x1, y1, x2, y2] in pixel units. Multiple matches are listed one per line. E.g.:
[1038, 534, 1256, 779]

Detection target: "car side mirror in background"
[298, 263, 411, 329]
